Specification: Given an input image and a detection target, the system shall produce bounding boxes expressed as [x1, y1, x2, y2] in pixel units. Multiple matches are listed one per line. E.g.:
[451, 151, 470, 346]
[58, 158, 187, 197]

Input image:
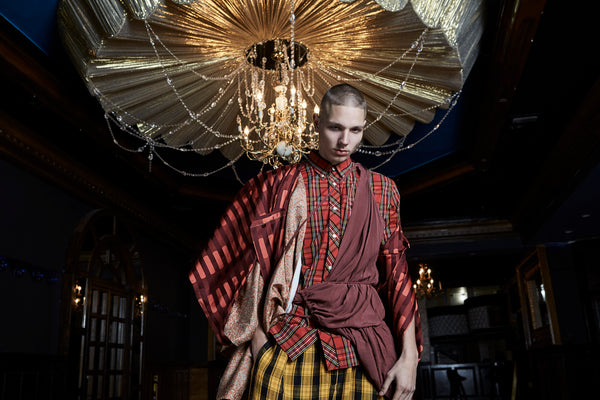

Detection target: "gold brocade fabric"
[217, 175, 307, 400]
[57, 0, 483, 161]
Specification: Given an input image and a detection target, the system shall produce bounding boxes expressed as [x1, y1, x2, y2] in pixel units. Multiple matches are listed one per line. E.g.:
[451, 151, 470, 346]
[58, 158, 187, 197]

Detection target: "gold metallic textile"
[57, 0, 483, 163]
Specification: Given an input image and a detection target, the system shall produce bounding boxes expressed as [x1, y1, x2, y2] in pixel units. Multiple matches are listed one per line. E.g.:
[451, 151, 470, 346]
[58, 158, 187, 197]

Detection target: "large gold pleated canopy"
[57, 0, 484, 176]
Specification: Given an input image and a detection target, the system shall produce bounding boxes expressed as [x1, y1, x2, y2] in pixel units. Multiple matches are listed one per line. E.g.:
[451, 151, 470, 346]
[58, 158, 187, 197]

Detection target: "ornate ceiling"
[57, 0, 483, 176]
[1, 0, 599, 255]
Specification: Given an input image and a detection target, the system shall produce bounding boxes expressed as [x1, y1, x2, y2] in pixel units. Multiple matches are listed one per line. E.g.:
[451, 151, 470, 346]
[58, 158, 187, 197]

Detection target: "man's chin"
[329, 155, 350, 165]
[319, 149, 351, 165]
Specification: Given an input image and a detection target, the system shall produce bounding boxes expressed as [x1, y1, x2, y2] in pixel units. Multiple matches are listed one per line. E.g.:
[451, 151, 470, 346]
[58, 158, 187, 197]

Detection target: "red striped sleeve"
[188, 173, 263, 343]
[189, 164, 301, 344]
[375, 174, 423, 357]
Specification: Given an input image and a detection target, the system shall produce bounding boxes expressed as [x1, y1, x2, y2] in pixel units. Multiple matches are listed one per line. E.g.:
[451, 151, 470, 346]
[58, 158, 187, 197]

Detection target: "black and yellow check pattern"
[248, 341, 384, 400]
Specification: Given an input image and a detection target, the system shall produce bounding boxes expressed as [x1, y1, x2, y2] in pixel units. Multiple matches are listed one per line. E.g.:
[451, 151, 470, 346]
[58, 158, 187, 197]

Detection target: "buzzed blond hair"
[319, 84, 367, 120]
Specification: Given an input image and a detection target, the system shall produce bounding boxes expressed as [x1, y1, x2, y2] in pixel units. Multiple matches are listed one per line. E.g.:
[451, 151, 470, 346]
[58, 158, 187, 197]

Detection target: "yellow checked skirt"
[248, 341, 384, 400]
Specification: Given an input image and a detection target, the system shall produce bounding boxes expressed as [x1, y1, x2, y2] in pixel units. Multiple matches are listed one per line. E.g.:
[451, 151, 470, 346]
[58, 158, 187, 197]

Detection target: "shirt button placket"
[326, 172, 342, 274]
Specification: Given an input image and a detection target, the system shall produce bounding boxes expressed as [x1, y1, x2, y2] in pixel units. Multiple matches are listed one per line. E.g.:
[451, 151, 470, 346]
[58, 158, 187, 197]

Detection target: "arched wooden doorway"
[60, 210, 146, 399]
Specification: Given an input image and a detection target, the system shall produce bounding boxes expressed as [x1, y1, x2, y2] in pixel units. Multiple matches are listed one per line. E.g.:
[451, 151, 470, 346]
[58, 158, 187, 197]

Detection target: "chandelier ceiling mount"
[245, 40, 310, 70]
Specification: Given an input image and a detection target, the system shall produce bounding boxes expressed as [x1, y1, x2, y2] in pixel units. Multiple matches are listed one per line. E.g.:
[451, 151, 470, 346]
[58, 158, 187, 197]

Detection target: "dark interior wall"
[575, 239, 600, 344]
[0, 156, 208, 365]
[0, 157, 93, 355]
[135, 230, 208, 365]
[520, 240, 600, 400]
[544, 243, 590, 345]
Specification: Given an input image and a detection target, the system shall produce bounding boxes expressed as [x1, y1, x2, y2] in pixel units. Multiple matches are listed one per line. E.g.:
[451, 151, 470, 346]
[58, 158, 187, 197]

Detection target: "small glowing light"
[539, 284, 546, 301]
[456, 287, 468, 304]
[413, 263, 442, 298]
[73, 283, 85, 308]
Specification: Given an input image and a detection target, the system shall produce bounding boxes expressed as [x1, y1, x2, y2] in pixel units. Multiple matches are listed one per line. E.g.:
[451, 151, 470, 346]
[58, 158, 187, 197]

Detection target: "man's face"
[314, 104, 365, 165]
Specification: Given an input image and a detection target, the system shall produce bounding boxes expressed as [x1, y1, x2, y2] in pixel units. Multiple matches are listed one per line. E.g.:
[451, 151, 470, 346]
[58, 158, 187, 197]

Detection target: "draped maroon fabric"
[293, 164, 397, 395]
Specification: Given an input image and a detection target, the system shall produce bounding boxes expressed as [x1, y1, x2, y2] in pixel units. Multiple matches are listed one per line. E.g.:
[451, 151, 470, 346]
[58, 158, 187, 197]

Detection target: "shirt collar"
[307, 151, 354, 177]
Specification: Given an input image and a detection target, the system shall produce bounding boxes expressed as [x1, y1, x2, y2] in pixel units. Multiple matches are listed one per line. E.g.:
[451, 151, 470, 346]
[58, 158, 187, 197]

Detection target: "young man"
[189, 84, 422, 400]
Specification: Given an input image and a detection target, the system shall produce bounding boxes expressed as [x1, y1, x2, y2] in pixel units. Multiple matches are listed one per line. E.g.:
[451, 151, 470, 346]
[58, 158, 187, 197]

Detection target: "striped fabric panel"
[380, 227, 423, 354]
[189, 164, 301, 344]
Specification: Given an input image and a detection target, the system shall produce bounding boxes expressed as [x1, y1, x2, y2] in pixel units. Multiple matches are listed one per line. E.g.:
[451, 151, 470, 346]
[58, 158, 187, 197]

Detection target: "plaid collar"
[307, 151, 354, 178]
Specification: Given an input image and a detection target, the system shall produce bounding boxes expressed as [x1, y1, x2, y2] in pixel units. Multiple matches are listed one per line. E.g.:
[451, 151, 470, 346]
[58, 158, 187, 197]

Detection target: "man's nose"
[338, 130, 349, 145]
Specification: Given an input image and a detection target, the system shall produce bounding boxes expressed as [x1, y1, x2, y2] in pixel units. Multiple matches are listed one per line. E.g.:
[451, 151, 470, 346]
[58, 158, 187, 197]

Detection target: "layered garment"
[189, 154, 422, 400]
[292, 160, 397, 391]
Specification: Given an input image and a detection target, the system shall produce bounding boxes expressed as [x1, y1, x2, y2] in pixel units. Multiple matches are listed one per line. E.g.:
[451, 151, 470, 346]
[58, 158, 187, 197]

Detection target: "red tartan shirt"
[269, 151, 414, 371]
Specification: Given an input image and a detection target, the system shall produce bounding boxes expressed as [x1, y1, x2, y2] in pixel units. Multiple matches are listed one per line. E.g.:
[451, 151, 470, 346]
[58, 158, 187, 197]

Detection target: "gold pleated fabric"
[57, 0, 484, 162]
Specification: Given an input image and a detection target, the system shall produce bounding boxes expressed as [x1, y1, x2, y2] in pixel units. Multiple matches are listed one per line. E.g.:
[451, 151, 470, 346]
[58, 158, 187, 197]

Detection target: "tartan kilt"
[248, 341, 384, 400]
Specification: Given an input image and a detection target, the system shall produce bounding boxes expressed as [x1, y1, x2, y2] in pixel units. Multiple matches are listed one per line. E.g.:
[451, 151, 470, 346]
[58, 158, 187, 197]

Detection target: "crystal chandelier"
[413, 263, 441, 298]
[237, 1, 318, 166]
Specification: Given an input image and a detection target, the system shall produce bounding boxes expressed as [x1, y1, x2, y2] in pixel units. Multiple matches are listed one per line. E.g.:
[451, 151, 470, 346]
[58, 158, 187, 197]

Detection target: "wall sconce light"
[73, 280, 85, 309]
[136, 293, 147, 317]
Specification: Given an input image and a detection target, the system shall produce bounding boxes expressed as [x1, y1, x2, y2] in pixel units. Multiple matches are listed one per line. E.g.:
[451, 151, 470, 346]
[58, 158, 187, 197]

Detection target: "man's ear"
[312, 112, 320, 130]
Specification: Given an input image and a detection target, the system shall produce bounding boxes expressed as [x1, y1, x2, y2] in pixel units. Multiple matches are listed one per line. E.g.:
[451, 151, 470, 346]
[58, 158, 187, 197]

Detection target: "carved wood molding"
[0, 111, 196, 249]
[404, 218, 515, 244]
[395, 161, 476, 195]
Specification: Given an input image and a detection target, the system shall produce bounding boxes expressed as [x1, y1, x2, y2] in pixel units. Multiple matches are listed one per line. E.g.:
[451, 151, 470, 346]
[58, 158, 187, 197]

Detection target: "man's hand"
[379, 315, 419, 399]
[250, 324, 269, 360]
[378, 353, 418, 400]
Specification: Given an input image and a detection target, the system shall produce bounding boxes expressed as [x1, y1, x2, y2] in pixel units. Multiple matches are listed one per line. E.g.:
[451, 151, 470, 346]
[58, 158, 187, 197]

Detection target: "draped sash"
[293, 164, 397, 393]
